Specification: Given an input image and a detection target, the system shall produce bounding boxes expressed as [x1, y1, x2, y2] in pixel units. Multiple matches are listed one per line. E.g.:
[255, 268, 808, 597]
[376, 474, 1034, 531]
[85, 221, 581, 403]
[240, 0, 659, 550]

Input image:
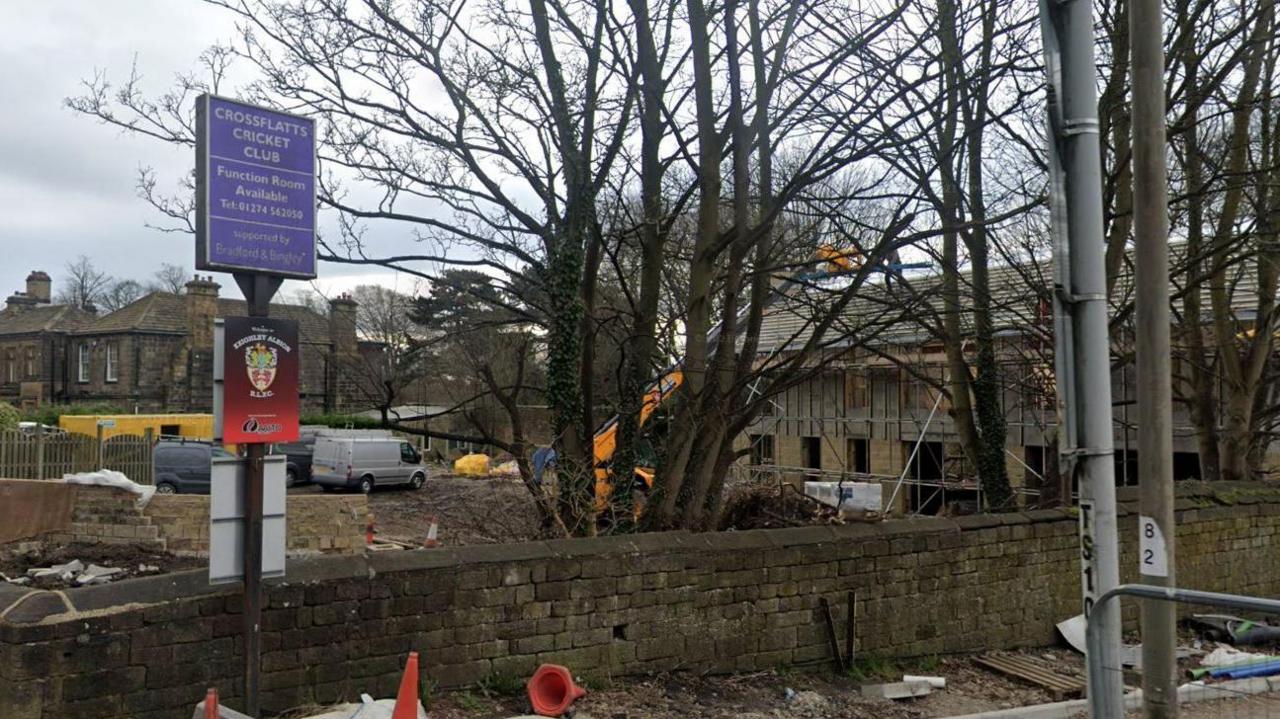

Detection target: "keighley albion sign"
[221, 316, 300, 444]
[196, 94, 317, 279]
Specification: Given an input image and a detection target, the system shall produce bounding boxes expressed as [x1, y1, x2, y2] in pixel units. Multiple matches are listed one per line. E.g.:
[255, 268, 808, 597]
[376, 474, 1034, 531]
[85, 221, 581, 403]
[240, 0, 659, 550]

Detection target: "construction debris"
[22, 558, 126, 586]
[191, 697, 252, 719]
[26, 559, 84, 581]
[1057, 612, 1195, 669]
[973, 653, 1085, 701]
[291, 696, 426, 719]
[1187, 614, 1280, 646]
[1199, 645, 1278, 668]
[60, 469, 156, 506]
[859, 680, 933, 700]
[903, 674, 947, 689]
[75, 564, 124, 586]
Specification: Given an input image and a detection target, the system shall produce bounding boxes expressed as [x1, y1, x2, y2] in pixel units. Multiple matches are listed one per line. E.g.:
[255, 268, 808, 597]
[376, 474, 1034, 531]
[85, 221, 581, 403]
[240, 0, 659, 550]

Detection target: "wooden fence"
[0, 430, 154, 484]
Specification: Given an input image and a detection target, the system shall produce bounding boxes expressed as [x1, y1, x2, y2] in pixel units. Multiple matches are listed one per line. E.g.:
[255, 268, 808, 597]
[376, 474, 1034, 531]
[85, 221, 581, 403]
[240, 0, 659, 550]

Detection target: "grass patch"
[475, 672, 524, 699]
[846, 653, 897, 682]
[455, 690, 484, 713]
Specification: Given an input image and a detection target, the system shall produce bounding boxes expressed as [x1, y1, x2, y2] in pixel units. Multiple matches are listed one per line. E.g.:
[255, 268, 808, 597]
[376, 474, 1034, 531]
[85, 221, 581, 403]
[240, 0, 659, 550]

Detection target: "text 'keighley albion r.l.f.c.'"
[196, 94, 317, 279]
[222, 317, 300, 444]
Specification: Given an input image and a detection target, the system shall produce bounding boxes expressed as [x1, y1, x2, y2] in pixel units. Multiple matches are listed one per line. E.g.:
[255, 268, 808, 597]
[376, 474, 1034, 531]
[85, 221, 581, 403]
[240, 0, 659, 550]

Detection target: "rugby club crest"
[222, 316, 300, 444]
[245, 342, 279, 397]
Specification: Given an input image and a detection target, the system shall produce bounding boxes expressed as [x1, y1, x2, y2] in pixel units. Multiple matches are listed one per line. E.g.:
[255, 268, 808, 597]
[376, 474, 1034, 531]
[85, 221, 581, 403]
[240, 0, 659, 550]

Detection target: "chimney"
[185, 275, 221, 348]
[329, 293, 358, 355]
[4, 292, 36, 312]
[25, 271, 51, 304]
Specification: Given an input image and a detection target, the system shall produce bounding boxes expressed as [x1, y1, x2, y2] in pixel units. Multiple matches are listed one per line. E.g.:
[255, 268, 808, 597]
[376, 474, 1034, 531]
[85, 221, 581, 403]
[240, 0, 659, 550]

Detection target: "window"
[77, 344, 90, 383]
[748, 434, 775, 466]
[160, 424, 182, 438]
[104, 342, 119, 383]
[803, 436, 822, 471]
[845, 370, 868, 410]
[400, 442, 420, 464]
[24, 348, 35, 379]
[902, 378, 938, 410]
[847, 438, 870, 474]
[4, 349, 13, 383]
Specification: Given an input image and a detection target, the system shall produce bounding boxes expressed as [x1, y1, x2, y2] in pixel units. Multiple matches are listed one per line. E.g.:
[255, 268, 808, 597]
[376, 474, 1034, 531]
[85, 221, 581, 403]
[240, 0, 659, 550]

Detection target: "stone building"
[739, 251, 1271, 513]
[0, 272, 368, 414]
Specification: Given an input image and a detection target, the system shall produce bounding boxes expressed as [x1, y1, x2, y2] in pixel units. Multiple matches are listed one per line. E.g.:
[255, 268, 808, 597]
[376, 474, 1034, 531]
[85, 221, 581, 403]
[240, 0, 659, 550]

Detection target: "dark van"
[153, 440, 234, 495]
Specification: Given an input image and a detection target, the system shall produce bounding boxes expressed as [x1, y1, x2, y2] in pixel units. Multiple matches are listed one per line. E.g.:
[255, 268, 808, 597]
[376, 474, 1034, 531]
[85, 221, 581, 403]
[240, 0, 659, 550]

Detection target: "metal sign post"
[235, 273, 281, 718]
[1037, 0, 1124, 712]
[197, 92, 316, 718]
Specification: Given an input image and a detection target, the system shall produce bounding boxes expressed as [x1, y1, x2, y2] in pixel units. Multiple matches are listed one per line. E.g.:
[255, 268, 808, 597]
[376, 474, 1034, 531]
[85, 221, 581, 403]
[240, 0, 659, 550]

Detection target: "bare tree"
[56, 255, 111, 310]
[99, 279, 147, 313]
[288, 287, 328, 316]
[151, 263, 191, 294]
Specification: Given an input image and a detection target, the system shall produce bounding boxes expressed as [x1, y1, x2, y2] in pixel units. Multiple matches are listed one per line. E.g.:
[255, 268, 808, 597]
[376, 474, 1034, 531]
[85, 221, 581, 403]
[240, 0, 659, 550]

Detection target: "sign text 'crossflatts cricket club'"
[222, 317, 300, 443]
[196, 94, 318, 279]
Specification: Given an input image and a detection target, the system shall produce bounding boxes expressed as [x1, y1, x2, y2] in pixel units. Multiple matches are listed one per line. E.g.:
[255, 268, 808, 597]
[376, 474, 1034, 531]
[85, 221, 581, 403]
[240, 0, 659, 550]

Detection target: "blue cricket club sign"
[196, 94, 317, 278]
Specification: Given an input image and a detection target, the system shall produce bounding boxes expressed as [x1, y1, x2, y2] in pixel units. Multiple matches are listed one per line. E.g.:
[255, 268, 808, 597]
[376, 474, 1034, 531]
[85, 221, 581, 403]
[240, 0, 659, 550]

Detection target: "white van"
[311, 437, 426, 493]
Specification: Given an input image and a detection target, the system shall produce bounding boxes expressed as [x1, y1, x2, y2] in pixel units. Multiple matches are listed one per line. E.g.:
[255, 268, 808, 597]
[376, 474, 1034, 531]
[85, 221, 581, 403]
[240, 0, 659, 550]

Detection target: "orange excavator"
[533, 245, 879, 507]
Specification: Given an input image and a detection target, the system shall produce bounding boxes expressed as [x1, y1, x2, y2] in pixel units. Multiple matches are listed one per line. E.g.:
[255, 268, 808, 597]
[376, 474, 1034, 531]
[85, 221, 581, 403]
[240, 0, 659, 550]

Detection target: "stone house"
[0, 271, 368, 414]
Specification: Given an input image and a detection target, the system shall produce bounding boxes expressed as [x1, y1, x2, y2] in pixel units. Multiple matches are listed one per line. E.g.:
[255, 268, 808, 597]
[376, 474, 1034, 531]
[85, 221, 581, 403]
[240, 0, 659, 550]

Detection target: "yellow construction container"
[59, 414, 215, 441]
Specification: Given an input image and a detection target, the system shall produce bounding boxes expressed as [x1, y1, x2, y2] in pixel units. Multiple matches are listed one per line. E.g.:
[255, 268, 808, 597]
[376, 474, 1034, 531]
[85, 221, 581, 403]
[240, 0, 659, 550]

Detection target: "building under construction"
[738, 246, 1274, 514]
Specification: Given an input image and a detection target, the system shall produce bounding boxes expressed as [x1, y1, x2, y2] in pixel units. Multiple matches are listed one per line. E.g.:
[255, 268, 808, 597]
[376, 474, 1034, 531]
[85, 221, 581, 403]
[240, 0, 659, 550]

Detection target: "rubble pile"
[1, 558, 162, 588]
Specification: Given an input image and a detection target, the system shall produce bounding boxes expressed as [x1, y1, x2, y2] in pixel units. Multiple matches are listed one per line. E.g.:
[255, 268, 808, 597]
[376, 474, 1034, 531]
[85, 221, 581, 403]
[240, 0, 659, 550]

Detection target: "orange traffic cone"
[366, 514, 376, 546]
[527, 664, 587, 717]
[391, 651, 420, 719]
[424, 516, 439, 548]
[203, 688, 219, 719]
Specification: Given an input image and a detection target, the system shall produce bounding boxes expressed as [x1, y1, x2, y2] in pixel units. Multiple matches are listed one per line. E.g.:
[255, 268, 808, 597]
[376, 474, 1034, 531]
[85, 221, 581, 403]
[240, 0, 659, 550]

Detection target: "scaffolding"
[739, 369, 1050, 517]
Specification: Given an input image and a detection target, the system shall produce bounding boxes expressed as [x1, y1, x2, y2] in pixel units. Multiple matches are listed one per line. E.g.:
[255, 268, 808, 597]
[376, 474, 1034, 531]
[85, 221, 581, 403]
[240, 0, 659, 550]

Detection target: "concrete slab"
[860, 680, 933, 700]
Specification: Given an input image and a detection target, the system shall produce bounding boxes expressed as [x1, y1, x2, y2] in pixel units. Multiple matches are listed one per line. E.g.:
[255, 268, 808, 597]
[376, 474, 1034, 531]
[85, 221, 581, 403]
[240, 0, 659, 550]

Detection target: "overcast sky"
[0, 1, 405, 306]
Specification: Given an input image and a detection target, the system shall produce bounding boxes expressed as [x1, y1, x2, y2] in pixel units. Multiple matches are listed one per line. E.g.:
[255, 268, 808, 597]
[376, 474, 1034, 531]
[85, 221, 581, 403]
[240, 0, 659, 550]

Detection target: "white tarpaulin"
[60, 469, 156, 507]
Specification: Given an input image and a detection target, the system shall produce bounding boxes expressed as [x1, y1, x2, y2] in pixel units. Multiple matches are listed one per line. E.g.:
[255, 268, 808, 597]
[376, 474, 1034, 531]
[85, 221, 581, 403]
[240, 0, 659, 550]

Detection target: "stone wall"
[143, 493, 368, 556]
[2, 483, 1279, 719]
[43, 487, 164, 551]
[0, 482, 367, 556]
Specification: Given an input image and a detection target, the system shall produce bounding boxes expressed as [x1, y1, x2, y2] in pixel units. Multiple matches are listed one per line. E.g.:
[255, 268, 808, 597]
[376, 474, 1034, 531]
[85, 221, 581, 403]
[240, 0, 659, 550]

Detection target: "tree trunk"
[1099, 0, 1133, 297]
[1172, 0, 1220, 480]
[613, 0, 667, 530]
[1207, 0, 1273, 482]
[649, 0, 722, 526]
[937, 0, 982, 473]
[960, 0, 1011, 509]
[530, 0, 594, 531]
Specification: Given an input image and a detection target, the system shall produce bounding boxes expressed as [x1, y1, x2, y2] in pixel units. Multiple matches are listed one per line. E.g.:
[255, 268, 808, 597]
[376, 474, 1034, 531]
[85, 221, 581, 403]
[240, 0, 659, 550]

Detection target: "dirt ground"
[0, 541, 202, 589]
[1163, 695, 1280, 718]
[358, 472, 543, 547]
[347, 469, 856, 547]
[367, 653, 1066, 719]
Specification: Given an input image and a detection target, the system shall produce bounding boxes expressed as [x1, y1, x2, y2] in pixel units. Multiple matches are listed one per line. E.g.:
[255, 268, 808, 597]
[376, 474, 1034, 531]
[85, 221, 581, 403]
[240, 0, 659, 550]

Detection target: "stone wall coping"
[4, 482, 1276, 628]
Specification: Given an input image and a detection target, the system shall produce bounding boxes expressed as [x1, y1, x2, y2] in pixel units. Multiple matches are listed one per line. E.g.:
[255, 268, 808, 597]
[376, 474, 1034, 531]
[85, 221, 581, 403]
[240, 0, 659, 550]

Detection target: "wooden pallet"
[367, 536, 417, 551]
[973, 654, 1086, 701]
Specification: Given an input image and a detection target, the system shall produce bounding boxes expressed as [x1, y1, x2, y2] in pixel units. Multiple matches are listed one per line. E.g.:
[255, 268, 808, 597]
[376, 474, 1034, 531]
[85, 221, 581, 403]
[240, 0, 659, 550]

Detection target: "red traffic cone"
[424, 516, 439, 548]
[391, 651, 420, 719]
[527, 664, 587, 717]
[203, 688, 219, 719]
[366, 514, 376, 546]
